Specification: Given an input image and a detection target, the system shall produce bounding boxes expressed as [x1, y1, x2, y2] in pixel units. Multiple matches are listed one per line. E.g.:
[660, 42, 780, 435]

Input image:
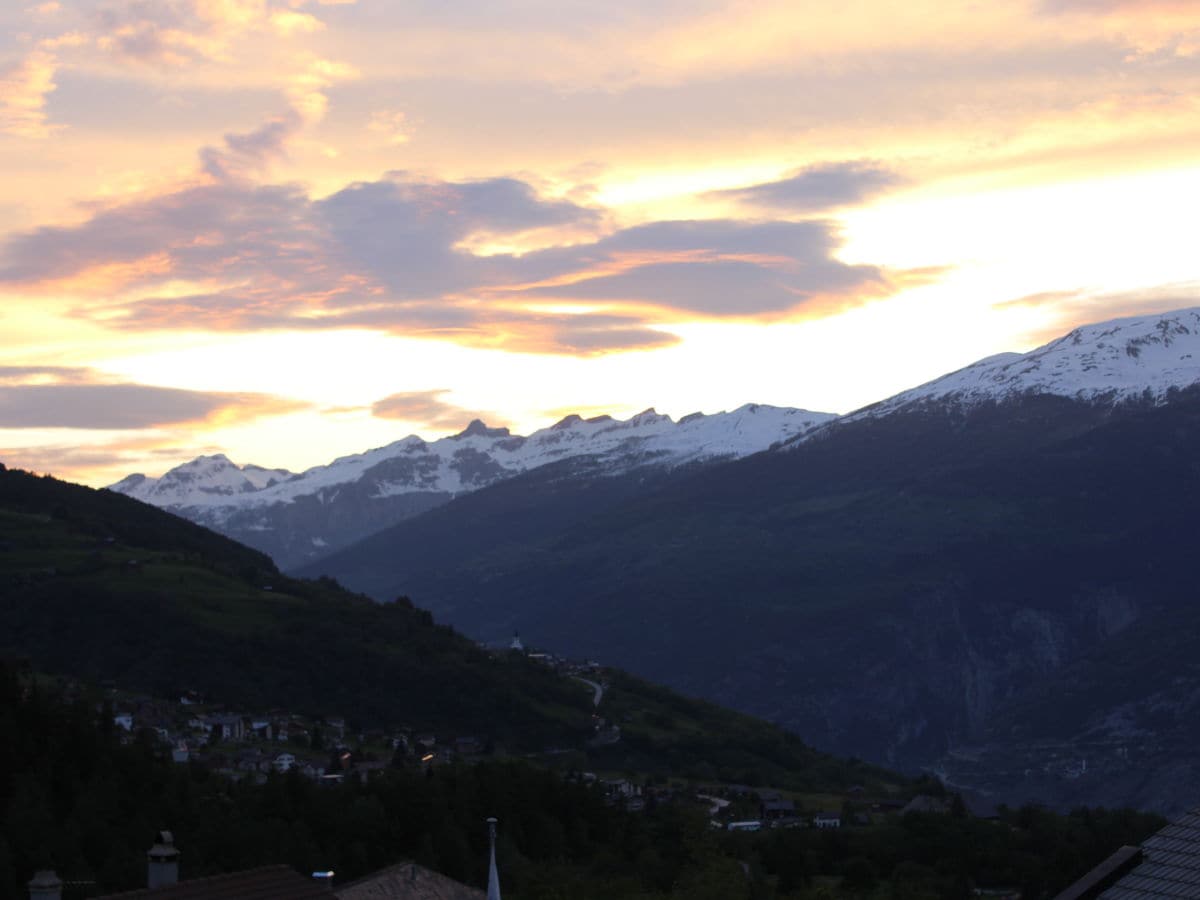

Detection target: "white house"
[273, 752, 297, 773]
[814, 811, 842, 829]
[727, 821, 762, 832]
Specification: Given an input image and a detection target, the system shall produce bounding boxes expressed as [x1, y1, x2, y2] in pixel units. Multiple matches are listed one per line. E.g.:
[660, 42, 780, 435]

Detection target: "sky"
[2, 0, 1200, 486]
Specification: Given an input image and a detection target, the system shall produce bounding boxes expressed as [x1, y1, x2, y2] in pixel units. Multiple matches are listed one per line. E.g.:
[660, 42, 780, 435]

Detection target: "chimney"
[27, 870, 62, 900]
[147, 831, 180, 889]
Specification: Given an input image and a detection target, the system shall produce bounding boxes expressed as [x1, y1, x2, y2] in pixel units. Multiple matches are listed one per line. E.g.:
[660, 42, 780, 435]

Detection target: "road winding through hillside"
[573, 677, 604, 707]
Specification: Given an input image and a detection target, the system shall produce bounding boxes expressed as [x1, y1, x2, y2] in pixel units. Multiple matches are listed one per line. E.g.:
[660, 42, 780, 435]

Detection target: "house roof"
[92, 865, 332, 899]
[334, 862, 485, 900]
[1099, 808, 1200, 899]
[1055, 807, 1200, 899]
[901, 795, 948, 815]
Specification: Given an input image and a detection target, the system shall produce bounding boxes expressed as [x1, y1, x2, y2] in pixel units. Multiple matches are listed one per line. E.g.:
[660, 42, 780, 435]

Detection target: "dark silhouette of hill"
[0, 463, 886, 789]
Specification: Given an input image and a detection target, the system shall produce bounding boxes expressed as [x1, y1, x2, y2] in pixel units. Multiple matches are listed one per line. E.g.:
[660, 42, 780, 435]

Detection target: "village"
[94, 634, 996, 837]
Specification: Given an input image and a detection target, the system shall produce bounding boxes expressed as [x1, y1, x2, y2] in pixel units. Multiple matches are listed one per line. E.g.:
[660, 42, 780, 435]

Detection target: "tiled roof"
[1057, 808, 1200, 900]
[335, 862, 485, 900]
[1101, 809, 1200, 899]
[93, 865, 332, 899]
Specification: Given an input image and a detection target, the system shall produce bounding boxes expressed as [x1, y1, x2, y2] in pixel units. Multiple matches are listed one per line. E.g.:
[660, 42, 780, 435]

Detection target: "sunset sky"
[3, 0, 1200, 485]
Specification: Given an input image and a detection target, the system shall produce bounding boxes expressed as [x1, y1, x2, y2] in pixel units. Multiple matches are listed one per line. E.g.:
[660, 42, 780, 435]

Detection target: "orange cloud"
[0, 433, 224, 486]
[370, 389, 501, 430]
[998, 283, 1200, 345]
[270, 9, 323, 36]
[0, 164, 936, 354]
[0, 48, 58, 138]
[287, 57, 357, 124]
[89, 0, 335, 67]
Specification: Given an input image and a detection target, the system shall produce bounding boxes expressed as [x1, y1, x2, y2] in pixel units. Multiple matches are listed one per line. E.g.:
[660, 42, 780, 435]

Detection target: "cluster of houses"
[104, 690, 490, 785]
[499, 633, 603, 678]
[695, 784, 996, 833]
[703, 785, 844, 832]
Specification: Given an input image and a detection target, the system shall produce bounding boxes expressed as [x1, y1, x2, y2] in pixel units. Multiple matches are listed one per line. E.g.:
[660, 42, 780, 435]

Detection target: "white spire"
[487, 817, 502, 900]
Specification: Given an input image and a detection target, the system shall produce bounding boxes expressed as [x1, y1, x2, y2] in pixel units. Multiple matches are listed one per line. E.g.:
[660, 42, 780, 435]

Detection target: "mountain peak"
[550, 414, 584, 430]
[851, 306, 1200, 420]
[453, 419, 512, 439]
[628, 408, 670, 426]
[185, 453, 234, 467]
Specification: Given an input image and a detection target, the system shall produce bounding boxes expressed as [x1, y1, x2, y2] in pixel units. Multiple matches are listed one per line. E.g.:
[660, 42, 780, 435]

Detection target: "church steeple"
[486, 817, 502, 900]
[509, 632, 524, 652]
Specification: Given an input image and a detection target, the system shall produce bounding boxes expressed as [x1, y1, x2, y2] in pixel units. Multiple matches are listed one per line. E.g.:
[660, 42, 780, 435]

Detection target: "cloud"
[0, 180, 315, 287]
[0, 49, 59, 138]
[707, 162, 904, 214]
[91, 0, 314, 66]
[367, 109, 412, 146]
[200, 111, 302, 180]
[94, 0, 229, 66]
[0, 382, 308, 429]
[1038, 0, 1192, 12]
[996, 283, 1200, 344]
[285, 57, 357, 125]
[0, 365, 306, 429]
[0, 434, 222, 484]
[196, 58, 355, 179]
[0, 365, 93, 384]
[316, 175, 604, 299]
[507, 219, 900, 317]
[370, 389, 500, 430]
[0, 168, 924, 353]
[269, 9, 323, 35]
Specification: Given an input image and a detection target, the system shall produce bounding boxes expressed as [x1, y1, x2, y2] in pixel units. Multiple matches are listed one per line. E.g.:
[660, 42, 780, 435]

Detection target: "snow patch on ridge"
[109, 403, 836, 513]
[849, 308, 1200, 420]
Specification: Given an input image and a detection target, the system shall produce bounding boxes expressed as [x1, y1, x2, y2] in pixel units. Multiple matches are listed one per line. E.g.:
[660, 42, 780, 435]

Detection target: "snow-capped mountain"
[109, 403, 834, 568]
[109, 456, 294, 508]
[107, 307, 1200, 570]
[851, 307, 1200, 420]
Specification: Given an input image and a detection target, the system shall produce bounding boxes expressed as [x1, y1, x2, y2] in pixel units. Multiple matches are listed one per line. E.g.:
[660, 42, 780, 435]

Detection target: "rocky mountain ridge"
[845, 308, 1200, 422]
[109, 403, 834, 568]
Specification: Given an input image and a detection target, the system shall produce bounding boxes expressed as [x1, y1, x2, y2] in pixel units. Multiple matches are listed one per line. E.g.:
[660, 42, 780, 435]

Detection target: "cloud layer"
[0, 164, 911, 353]
[0, 367, 306, 429]
[708, 162, 904, 214]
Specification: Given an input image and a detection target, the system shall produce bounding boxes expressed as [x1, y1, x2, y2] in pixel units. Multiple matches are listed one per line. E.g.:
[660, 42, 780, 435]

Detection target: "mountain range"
[111, 307, 1200, 813]
[110, 404, 834, 568]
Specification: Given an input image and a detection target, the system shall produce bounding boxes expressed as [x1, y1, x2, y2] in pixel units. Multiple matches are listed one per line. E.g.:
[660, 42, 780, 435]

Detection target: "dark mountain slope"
[0, 466, 590, 747]
[304, 390, 1200, 809]
[0, 463, 888, 789]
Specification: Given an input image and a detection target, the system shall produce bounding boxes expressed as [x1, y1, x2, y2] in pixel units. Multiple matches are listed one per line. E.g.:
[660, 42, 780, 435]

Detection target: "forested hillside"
[0, 463, 887, 787]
